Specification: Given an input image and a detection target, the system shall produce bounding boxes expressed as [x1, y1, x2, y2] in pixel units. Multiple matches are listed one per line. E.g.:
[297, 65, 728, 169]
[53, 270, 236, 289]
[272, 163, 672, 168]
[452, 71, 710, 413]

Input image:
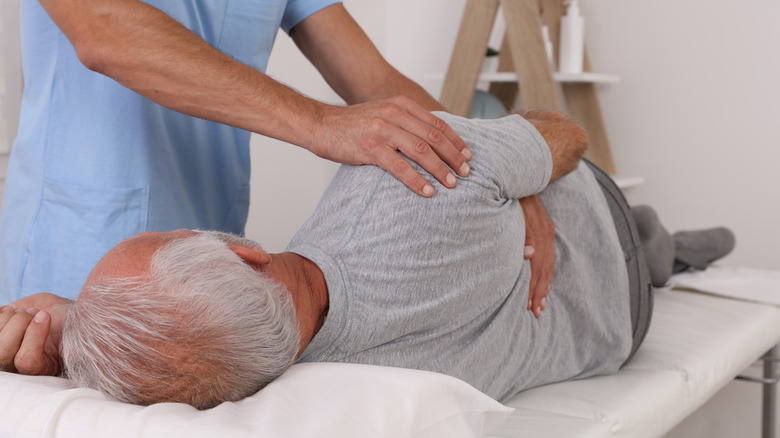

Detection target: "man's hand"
[512, 110, 585, 317]
[313, 97, 472, 197]
[0, 293, 72, 376]
[520, 195, 555, 318]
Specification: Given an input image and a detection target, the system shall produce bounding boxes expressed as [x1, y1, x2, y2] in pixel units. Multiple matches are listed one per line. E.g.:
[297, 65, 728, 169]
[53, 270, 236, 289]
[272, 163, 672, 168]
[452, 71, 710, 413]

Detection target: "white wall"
[244, 34, 340, 252]
[584, 0, 780, 272]
[0, 0, 23, 204]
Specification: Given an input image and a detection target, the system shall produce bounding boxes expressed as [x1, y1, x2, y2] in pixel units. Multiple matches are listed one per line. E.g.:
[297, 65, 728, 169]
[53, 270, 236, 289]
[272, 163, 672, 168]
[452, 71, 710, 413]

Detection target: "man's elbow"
[572, 123, 589, 159]
[547, 119, 589, 182]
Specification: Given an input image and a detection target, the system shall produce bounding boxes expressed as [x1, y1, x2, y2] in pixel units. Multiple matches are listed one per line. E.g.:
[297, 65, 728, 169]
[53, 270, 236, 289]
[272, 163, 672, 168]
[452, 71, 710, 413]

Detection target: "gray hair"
[60, 232, 300, 409]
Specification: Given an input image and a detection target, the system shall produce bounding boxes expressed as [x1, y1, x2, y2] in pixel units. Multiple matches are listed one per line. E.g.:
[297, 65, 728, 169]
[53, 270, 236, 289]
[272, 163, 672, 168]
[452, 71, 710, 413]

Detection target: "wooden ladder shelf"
[440, 0, 616, 174]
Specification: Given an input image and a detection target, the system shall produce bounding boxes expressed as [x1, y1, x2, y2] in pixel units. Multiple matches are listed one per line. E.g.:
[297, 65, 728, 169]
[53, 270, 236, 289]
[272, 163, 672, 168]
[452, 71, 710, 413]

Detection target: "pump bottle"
[558, 0, 585, 74]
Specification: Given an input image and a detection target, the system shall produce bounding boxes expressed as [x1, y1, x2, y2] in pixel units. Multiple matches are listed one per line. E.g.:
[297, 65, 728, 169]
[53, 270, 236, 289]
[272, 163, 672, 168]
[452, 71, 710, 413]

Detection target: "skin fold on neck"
[255, 252, 329, 357]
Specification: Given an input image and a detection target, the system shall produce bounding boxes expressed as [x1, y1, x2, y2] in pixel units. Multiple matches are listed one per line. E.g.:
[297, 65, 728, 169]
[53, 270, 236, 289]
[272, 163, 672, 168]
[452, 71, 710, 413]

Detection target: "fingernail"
[524, 246, 535, 257]
[536, 306, 542, 316]
[26, 307, 40, 316]
[458, 162, 470, 176]
[446, 173, 456, 186]
[423, 185, 435, 196]
[528, 299, 532, 309]
[15, 307, 27, 314]
[34, 311, 47, 323]
[541, 297, 547, 310]
[462, 148, 472, 160]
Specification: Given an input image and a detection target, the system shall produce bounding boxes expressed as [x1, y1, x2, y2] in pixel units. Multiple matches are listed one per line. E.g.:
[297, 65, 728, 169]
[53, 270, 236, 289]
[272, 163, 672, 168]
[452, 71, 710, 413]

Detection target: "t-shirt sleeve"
[281, 0, 343, 34]
[434, 112, 553, 200]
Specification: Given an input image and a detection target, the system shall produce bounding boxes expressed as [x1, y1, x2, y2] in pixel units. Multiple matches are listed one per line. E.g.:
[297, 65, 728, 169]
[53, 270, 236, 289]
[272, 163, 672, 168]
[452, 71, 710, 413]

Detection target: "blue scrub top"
[0, 0, 340, 301]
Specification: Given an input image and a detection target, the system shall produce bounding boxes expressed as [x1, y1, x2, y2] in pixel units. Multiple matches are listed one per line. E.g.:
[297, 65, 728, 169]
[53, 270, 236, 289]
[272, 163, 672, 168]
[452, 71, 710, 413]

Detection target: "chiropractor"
[0, 1, 554, 305]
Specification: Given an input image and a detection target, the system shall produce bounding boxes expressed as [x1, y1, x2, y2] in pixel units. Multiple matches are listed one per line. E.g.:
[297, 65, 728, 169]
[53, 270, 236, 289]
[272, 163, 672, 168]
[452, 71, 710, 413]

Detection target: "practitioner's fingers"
[393, 100, 472, 179]
[309, 96, 472, 197]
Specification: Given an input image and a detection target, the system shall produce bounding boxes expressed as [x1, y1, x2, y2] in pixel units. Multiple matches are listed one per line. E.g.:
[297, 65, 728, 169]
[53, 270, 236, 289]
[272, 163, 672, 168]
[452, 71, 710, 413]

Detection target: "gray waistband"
[582, 159, 653, 364]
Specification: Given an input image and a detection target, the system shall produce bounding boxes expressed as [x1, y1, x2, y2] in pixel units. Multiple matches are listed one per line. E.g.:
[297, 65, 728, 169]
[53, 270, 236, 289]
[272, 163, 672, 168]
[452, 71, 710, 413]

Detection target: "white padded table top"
[491, 289, 780, 438]
[485, 407, 612, 438]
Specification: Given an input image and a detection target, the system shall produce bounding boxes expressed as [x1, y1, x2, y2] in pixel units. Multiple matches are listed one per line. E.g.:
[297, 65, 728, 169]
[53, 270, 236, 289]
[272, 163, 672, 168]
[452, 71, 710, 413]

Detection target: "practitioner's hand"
[313, 96, 472, 197]
[0, 293, 72, 376]
[520, 195, 555, 318]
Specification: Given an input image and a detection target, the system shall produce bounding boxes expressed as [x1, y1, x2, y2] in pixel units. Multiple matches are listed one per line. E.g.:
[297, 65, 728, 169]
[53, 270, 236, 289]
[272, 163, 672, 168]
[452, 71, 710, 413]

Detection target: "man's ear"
[230, 244, 272, 266]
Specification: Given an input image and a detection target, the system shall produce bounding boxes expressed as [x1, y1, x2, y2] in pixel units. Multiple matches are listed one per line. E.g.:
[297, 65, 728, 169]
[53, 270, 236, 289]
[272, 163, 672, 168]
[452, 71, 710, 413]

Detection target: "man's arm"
[0, 293, 72, 376]
[37, 1, 470, 197]
[514, 109, 589, 182]
[512, 109, 588, 318]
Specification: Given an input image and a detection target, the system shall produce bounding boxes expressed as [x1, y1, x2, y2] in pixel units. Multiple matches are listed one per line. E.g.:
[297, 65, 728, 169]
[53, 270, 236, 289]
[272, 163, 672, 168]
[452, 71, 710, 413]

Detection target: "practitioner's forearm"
[290, 4, 445, 112]
[40, 0, 470, 197]
[39, 0, 327, 145]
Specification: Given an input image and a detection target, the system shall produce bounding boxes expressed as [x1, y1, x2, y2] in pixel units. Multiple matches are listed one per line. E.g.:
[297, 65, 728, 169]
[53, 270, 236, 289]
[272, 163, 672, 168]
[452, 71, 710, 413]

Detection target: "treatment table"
[2, 268, 779, 438]
[489, 286, 780, 437]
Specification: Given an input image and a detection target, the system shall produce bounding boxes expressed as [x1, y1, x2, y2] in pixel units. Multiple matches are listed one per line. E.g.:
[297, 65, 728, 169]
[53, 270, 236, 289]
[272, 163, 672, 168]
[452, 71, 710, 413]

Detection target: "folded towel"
[669, 266, 780, 306]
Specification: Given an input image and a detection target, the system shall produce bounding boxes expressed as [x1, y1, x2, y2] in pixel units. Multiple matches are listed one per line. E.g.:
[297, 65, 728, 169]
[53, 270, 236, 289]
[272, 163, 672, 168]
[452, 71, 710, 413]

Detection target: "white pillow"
[0, 362, 512, 438]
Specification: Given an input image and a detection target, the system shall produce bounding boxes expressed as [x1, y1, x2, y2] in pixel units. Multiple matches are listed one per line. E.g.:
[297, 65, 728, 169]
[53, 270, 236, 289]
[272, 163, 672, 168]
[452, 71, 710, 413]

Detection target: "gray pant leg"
[582, 159, 653, 364]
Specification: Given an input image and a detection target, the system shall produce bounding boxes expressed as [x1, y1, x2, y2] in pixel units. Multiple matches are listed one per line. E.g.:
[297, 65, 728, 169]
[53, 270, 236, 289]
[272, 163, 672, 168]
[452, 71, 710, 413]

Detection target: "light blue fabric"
[0, 0, 340, 301]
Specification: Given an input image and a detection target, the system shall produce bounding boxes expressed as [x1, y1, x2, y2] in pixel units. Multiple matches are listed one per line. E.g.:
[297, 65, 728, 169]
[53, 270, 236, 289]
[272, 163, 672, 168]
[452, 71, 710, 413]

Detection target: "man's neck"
[261, 252, 329, 357]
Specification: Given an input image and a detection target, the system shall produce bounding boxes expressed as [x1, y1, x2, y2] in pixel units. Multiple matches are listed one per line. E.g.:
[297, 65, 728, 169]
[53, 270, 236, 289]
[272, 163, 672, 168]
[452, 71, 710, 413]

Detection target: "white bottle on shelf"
[558, 0, 585, 74]
[541, 25, 556, 69]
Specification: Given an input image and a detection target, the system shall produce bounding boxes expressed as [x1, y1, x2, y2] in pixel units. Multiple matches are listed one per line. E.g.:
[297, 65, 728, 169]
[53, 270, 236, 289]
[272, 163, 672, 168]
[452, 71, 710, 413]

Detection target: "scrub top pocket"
[20, 179, 150, 298]
[218, 0, 284, 71]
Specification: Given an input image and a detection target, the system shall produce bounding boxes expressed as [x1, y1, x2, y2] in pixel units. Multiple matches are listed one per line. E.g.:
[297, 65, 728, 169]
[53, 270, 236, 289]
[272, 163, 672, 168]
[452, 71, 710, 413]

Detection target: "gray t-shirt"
[288, 113, 631, 402]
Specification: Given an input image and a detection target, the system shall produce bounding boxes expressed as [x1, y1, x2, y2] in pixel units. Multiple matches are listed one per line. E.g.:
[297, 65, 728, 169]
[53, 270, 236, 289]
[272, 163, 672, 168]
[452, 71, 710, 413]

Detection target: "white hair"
[60, 232, 300, 409]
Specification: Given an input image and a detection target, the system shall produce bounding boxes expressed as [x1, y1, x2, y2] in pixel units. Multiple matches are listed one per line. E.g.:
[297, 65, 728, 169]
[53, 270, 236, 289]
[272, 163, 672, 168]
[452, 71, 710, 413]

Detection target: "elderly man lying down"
[0, 111, 734, 410]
